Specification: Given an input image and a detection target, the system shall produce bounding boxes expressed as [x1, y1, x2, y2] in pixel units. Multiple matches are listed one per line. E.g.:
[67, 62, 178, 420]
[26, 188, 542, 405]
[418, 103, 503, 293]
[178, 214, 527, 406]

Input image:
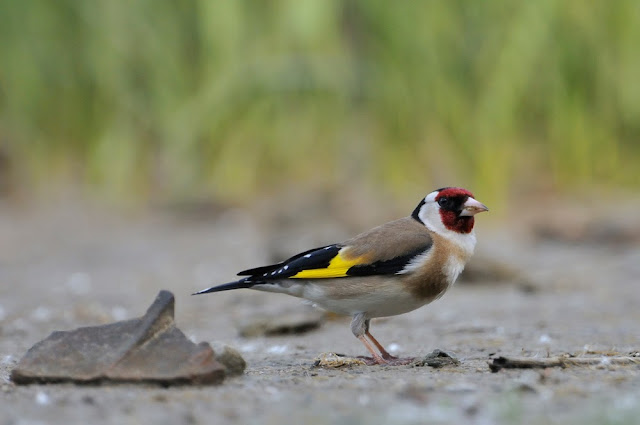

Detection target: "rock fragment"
[11, 290, 229, 385]
[312, 353, 366, 368]
[410, 350, 460, 368]
[212, 344, 246, 376]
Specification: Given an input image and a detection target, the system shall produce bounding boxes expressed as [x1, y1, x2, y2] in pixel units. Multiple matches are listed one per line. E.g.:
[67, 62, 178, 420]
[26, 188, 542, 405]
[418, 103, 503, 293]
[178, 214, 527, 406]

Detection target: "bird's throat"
[439, 210, 475, 234]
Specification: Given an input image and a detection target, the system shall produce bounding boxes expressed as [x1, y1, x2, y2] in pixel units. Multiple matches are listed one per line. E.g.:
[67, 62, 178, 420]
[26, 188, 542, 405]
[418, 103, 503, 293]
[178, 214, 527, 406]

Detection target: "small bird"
[194, 187, 488, 365]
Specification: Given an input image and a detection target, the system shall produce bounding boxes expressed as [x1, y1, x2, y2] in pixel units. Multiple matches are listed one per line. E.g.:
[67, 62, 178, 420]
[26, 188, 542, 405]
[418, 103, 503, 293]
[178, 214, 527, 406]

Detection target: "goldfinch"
[194, 187, 488, 365]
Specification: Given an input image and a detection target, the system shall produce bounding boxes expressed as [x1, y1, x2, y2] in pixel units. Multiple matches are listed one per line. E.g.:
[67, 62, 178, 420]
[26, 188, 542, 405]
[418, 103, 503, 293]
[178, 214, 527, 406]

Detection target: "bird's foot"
[357, 356, 415, 366]
[384, 357, 415, 366]
[357, 356, 381, 366]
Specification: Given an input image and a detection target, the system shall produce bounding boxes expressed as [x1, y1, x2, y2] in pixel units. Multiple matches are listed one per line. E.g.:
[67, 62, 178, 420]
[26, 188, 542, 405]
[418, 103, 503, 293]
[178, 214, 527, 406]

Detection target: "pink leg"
[366, 330, 396, 360]
[365, 330, 414, 365]
[357, 335, 387, 365]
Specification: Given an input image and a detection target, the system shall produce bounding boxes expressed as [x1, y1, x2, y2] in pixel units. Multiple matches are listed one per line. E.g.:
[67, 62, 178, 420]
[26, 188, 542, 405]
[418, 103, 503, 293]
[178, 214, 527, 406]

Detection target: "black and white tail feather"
[193, 278, 257, 295]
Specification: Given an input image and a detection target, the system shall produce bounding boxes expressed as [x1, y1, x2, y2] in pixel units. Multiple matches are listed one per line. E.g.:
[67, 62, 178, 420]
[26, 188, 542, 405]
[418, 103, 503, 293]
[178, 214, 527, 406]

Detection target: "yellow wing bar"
[290, 252, 364, 279]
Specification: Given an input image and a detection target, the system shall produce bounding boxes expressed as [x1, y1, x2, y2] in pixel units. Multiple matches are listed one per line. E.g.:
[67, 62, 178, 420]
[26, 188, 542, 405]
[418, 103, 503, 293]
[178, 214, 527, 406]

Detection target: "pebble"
[35, 391, 50, 405]
[212, 344, 246, 376]
[313, 353, 366, 368]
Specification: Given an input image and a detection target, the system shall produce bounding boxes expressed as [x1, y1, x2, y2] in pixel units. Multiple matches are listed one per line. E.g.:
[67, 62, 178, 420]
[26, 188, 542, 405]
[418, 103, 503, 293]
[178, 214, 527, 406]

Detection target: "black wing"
[345, 247, 430, 276]
[237, 243, 433, 280]
[237, 244, 343, 279]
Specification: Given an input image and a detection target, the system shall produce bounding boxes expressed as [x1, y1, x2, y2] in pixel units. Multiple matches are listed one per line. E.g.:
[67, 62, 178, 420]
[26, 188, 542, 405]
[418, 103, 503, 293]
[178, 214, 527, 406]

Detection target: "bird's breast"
[401, 232, 472, 301]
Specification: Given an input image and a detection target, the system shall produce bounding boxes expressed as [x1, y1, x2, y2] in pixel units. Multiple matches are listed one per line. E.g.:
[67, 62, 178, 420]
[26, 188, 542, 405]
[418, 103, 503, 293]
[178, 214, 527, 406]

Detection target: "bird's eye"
[438, 197, 449, 207]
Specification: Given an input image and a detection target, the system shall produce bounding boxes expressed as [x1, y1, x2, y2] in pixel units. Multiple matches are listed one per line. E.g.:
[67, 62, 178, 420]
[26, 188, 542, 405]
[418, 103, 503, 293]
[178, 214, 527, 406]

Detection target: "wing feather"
[237, 246, 330, 276]
[237, 217, 435, 280]
[345, 247, 430, 276]
[238, 244, 349, 279]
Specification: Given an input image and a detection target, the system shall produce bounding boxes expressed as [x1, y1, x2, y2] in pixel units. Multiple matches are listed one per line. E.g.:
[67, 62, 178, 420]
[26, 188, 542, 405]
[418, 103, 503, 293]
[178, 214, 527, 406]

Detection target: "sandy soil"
[1, 198, 639, 425]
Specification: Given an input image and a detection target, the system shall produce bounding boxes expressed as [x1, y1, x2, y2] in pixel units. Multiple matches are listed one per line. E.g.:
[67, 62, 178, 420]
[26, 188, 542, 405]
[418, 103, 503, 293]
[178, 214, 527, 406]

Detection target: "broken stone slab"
[11, 290, 237, 385]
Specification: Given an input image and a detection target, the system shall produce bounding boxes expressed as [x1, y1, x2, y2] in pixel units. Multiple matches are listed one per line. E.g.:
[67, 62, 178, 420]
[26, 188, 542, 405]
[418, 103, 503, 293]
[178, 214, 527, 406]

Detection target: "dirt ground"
[1, 196, 639, 425]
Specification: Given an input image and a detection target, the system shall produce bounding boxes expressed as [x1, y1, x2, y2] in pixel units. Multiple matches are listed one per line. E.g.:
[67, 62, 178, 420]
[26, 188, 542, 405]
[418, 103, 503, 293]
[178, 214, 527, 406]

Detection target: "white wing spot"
[283, 265, 289, 270]
[304, 254, 312, 258]
[397, 250, 433, 275]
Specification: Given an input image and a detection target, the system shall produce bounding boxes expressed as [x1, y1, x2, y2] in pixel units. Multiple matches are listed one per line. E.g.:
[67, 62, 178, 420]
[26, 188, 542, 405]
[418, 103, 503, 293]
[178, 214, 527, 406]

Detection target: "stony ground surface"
[1, 196, 639, 425]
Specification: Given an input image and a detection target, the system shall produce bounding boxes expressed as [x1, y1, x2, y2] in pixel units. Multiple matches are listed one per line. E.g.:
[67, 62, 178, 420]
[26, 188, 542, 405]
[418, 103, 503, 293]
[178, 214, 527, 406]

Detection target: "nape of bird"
[194, 187, 488, 365]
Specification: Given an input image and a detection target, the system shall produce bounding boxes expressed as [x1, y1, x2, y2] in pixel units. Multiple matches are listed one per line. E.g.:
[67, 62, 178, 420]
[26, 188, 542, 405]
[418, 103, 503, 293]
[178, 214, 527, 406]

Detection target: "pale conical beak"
[459, 197, 489, 216]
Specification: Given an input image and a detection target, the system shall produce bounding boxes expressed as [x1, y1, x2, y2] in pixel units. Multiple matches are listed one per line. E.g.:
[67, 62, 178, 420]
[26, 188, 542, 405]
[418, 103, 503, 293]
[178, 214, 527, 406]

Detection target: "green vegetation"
[1, 1, 639, 205]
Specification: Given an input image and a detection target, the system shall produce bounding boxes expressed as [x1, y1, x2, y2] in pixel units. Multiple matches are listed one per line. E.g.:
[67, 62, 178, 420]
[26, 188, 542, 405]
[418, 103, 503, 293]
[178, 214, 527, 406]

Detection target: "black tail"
[192, 278, 255, 295]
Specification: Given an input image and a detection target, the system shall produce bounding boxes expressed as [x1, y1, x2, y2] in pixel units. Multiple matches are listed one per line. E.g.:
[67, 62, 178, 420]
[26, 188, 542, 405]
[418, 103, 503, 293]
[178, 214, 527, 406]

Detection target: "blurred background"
[2, 4, 640, 423]
[1, 0, 639, 210]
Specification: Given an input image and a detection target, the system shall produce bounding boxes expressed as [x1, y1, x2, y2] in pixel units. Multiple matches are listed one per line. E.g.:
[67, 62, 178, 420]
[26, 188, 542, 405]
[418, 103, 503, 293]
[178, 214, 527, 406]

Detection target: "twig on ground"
[489, 355, 640, 372]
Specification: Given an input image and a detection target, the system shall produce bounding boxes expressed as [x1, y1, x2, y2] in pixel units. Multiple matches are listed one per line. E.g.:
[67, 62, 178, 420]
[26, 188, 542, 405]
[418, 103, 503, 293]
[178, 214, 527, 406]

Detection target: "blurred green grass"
[1, 0, 639, 206]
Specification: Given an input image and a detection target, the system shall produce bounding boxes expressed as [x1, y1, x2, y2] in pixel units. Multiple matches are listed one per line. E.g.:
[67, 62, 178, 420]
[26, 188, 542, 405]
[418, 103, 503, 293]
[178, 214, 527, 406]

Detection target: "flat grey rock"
[11, 290, 228, 385]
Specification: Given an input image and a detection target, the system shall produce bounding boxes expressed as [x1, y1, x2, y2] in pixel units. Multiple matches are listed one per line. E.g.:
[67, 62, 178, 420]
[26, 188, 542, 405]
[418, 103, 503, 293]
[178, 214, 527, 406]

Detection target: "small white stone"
[387, 343, 401, 353]
[267, 345, 288, 354]
[538, 334, 552, 344]
[31, 306, 52, 322]
[265, 386, 279, 395]
[111, 306, 128, 321]
[65, 272, 92, 295]
[35, 391, 50, 405]
[239, 343, 257, 353]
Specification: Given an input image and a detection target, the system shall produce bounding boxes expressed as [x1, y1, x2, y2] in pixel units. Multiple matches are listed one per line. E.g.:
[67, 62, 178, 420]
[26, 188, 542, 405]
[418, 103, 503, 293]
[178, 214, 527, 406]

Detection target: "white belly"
[308, 291, 431, 318]
[254, 279, 434, 318]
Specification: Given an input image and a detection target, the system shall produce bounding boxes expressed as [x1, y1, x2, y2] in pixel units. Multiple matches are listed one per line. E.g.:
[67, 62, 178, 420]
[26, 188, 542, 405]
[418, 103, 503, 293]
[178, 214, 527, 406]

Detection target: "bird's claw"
[357, 355, 415, 366]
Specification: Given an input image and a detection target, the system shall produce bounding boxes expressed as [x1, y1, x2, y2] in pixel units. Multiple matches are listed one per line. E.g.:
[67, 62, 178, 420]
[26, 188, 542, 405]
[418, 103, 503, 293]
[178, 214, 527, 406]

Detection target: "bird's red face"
[435, 188, 488, 234]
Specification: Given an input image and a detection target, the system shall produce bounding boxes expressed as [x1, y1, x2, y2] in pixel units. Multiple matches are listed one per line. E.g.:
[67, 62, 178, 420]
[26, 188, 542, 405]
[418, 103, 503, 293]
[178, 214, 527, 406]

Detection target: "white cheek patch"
[424, 191, 439, 202]
[418, 202, 445, 235]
